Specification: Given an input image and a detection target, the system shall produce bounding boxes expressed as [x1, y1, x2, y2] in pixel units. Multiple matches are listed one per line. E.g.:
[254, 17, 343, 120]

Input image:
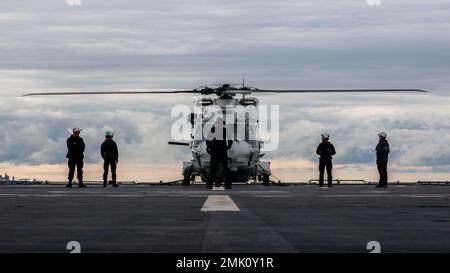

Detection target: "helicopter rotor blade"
[251, 89, 428, 93]
[22, 88, 429, 97]
[22, 90, 201, 97]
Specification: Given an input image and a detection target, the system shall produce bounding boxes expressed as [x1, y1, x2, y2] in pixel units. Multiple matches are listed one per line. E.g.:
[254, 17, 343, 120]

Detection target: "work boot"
[113, 183, 119, 188]
[66, 182, 72, 188]
[225, 185, 232, 190]
[328, 185, 333, 188]
[376, 185, 387, 188]
[103, 181, 107, 187]
[78, 183, 87, 188]
[205, 184, 213, 189]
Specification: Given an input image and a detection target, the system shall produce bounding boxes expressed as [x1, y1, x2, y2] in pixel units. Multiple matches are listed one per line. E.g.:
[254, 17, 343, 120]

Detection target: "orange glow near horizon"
[1, 160, 448, 183]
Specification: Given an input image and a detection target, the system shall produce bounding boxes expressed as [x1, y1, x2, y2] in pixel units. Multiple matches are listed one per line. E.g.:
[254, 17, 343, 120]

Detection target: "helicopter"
[24, 83, 427, 186]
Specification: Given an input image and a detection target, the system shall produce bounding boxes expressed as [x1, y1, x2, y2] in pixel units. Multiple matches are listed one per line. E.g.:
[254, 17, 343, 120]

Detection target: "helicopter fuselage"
[181, 95, 271, 184]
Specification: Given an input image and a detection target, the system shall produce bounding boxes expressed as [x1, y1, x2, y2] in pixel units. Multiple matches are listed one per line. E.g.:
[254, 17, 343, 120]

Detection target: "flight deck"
[0, 184, 449, 253]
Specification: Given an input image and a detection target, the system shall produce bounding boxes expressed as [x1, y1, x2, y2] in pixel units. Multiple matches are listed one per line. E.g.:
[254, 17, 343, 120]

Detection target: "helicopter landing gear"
[182, 163, 195, 186]
[182, 174, 191, 186]
[182, 170, 195, 186]
[262, 175, 270, 186]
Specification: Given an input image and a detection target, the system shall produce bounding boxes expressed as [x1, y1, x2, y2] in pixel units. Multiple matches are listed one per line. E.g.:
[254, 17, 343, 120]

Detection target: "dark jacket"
[206, 129, 232, 155]
[376, 139, 390, 165]
[66, 135, 85, 160]
[101, 139, 119, 162]
[316, 141, 336, 160]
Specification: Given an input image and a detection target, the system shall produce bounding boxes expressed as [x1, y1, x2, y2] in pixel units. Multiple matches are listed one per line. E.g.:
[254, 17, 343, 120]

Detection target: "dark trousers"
[207, 153, 231, 188]
[68, 158, 83, 184]
[377, 163, 388, 187]
[103, 160, 117, 185]
[319, 158, 333, 186]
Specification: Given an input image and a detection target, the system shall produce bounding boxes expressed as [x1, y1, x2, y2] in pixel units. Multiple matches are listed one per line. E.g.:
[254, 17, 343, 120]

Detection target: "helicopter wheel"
[262, 175, 270, 186]
[182, 174, 191, 186]
[201, 174, 207, 183]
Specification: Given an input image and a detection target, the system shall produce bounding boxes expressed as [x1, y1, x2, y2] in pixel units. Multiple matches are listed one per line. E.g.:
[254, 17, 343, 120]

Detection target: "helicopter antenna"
[242, 74, 246, 100]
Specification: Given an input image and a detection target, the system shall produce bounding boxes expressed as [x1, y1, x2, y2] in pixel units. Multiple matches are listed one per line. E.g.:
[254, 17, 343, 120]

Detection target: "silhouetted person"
[376, 132, 390, 188]
[101, 130, 119, 187]
[206, 120, 233, 189]
[66, 128, 86, 188]
[316, 133, 336, 188]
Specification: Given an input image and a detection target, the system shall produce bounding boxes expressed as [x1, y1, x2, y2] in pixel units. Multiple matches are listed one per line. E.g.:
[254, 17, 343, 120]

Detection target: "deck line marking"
[201, 195, 240, 211]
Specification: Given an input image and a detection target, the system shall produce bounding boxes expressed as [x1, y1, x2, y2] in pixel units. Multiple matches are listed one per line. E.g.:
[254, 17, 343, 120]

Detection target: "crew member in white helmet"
[66, 128, 86, 188]
[101, 130, 119, 187]
[316, 133, 336, 188]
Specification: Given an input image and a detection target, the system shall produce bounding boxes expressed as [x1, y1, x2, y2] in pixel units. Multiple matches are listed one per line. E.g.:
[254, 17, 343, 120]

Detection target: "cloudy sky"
[1, 0, 450, 182]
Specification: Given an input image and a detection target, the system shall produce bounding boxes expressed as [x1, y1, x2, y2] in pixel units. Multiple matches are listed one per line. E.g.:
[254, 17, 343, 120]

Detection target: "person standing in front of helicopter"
[101, 130, 119, 188]
[316, 133, 336, 188]
[206, 118, 233, 189]
[66, 128, 86, 188]
[375, 132, 390, 188]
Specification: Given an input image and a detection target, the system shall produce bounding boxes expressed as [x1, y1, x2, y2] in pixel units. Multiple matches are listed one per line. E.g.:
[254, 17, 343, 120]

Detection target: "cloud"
[0, 1, 450, 96]
[0, 92, 449, 169]
[2, 95, 198, 163]
[256, 93, 450, 169]
[0, 1, 450, 180]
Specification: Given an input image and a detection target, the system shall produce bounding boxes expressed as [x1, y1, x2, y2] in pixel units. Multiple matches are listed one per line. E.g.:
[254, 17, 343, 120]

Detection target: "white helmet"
[321, 133, 330, 140]
[378, 132, 387, 138]
[72, 127, 82, 134]
[105, 130, 114, 138]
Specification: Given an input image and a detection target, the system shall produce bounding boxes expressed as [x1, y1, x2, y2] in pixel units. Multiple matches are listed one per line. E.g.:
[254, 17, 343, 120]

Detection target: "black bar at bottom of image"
[0, 253, 447, 272]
